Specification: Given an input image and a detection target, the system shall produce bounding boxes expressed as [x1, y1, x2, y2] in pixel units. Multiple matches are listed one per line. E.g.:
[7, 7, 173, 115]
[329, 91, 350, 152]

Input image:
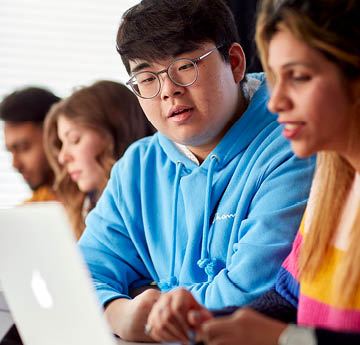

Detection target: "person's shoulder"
[24, 185, 58, 203]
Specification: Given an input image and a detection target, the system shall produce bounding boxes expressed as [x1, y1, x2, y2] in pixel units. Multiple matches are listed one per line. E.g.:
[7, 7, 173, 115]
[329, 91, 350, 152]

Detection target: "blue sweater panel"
[79, 76, 315, 310]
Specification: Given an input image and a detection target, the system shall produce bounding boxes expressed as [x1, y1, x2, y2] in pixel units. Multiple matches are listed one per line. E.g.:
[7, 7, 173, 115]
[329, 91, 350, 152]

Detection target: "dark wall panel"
[225, 0, 262, 72]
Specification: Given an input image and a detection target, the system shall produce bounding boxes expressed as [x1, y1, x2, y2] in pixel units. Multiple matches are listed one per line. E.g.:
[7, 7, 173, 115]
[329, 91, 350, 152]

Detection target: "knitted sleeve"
[211, 288, 297, 322]
[247, 288, 297, 322]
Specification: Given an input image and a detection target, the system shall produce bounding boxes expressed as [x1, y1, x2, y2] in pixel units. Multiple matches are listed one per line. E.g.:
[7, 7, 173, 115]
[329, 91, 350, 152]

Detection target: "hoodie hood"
[158, 77, 275, 169]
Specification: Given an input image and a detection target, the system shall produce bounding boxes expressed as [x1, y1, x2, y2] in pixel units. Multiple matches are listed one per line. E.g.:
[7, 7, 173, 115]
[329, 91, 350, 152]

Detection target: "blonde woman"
[145, 0, 360, 344]
[44, 80, 154, 239]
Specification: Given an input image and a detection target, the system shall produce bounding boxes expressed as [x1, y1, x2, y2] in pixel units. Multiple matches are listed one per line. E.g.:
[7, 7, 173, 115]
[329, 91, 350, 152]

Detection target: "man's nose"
[159, 73, 185, 100]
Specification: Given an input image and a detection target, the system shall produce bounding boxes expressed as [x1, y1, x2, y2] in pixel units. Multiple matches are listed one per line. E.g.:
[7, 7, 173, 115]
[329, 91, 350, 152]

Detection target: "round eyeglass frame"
[126, 46, 220, 99]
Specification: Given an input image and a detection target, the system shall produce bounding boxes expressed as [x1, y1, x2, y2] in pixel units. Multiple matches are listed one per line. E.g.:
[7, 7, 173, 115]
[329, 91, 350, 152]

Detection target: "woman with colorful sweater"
[144, 0, 360, 344]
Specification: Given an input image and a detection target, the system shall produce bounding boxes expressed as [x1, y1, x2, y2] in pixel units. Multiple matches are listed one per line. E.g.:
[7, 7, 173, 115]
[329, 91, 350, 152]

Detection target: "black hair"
[117, 0, 240, 74]
[0, 87, 60, 123]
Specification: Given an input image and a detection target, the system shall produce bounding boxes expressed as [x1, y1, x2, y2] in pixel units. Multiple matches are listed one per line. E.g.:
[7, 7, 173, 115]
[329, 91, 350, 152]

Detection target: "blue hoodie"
[79, 76, 315, 310]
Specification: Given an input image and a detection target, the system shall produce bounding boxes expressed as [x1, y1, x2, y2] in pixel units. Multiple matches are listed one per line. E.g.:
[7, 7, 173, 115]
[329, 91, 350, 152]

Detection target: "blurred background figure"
[0, 87, 60, 203]
[44, 80, 155, 239]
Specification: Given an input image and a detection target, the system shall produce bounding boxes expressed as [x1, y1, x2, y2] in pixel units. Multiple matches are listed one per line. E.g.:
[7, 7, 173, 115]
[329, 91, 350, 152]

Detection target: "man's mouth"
[168, 107, 193, 118]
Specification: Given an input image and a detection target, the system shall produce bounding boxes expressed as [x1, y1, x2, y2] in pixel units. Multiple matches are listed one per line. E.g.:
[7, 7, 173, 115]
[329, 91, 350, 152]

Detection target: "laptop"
[0, 202, 153, 345]
[0, 289, 13, 341]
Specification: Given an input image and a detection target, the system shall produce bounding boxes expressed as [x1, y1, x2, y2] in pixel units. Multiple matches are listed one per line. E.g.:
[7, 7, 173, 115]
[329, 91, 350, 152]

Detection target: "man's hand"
[105, 289, 161, 342]
[146, 288, 213, 343]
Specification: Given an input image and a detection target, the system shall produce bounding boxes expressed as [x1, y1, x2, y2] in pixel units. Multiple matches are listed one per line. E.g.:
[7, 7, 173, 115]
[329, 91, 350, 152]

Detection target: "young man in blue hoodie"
[78, 0, 315, 341]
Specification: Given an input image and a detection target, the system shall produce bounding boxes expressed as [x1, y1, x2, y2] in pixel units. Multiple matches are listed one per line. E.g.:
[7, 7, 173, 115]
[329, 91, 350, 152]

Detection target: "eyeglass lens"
[131, 58, 197, 98]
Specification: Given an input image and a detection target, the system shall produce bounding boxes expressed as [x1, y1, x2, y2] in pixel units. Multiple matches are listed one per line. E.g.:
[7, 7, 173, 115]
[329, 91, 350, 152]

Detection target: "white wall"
[0, 0, 140, 207]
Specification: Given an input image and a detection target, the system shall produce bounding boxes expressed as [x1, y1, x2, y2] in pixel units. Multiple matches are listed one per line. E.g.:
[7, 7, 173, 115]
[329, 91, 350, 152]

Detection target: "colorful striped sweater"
[276, 216, 360, 332]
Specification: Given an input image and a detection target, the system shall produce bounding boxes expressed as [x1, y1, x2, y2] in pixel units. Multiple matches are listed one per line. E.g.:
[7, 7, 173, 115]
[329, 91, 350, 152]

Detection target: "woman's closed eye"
[68, 135, 80, 145]
[288, 70, 312, 83]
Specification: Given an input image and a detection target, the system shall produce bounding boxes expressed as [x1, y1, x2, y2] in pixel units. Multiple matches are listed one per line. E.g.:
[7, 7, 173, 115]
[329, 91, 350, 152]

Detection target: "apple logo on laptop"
[31, 269, 54, 309]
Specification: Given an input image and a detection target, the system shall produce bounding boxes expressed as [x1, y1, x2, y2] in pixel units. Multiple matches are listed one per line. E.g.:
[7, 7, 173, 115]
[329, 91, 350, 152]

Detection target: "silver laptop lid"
[0, 202, 117, 345]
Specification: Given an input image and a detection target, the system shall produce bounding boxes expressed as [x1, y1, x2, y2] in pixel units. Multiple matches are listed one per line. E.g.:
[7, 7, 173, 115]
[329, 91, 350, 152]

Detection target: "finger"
[151, 324, 189, 344]
[156, 303, 189, 342]
[135, 288, 161, 305]
[168, 291, 194, 337]
[167, 288, 212, 342]
[188, 308, 213, 327]
[162, 290, 192, 337]
[147, 298, 189, 343]
[201, 317, 233, 341]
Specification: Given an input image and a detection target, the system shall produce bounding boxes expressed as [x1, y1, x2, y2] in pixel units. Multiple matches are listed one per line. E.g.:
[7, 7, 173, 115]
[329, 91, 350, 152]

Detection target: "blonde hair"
[44, 80, 154, 239]
[256, 0, 360, 305]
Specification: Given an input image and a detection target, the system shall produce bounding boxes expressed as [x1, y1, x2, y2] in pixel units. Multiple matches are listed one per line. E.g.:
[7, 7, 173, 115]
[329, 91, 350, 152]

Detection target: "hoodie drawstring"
[159, 155, 220, 290]
[158, 161, 183, 290]
[197, 155, 221, 282]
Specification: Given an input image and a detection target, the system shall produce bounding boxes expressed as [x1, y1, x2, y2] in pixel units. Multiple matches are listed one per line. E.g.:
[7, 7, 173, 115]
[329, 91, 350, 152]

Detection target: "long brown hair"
[256, 0, 360, 305]
[44, 80, 155, 239]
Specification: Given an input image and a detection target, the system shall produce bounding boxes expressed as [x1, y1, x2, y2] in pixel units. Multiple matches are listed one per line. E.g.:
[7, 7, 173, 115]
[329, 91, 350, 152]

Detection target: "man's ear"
[228, 43, 246, 84]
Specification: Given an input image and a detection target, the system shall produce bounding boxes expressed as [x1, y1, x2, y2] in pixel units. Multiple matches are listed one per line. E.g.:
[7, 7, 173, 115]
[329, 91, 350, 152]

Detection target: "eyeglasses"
[126, 46, 220, 99]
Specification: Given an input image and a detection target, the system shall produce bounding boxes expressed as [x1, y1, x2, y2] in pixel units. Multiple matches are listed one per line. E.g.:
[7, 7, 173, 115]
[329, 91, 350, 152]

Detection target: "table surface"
[115, 339, 154, 345]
